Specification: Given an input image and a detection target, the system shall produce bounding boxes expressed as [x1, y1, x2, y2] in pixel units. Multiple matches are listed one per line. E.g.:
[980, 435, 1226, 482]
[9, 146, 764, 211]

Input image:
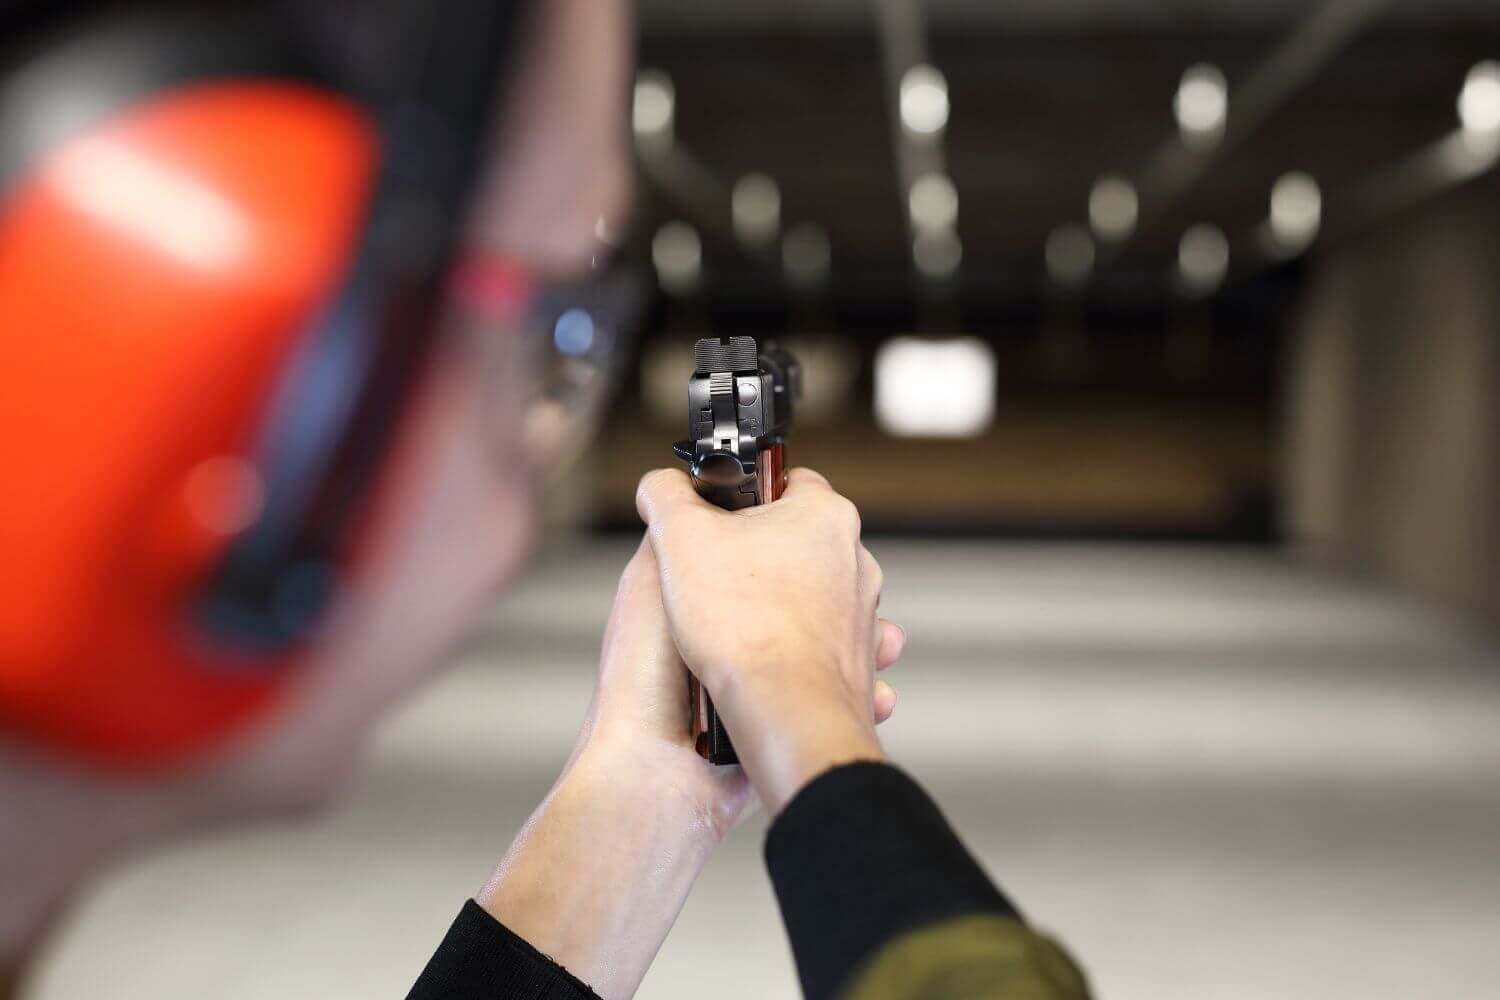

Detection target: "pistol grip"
[690, 675, 738, 764]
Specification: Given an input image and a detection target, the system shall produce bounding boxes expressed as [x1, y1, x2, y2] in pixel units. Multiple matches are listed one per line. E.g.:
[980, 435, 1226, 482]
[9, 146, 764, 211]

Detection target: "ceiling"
[634, 2, 1500, 311]
[640, 0, 1500, 34]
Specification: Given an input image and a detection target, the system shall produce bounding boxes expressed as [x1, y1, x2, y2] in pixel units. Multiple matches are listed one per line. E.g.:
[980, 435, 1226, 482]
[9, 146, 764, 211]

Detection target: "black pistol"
[672, 336, 801, 764]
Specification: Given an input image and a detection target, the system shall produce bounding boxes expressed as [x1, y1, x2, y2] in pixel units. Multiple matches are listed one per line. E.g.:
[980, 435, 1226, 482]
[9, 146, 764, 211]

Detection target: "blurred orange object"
[0, 81, 375, 765]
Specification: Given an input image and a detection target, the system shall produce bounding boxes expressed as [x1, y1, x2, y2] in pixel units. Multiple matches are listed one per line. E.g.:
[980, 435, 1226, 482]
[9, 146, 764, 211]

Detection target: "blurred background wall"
[1284, 185, 1499, 620]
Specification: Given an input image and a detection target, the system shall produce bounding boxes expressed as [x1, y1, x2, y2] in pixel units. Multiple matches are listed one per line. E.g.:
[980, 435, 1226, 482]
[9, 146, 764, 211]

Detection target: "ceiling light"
[732, 173, 781, 247]
[1458, 61, 1500, 135]
[652, 220, 700, 295]
[899, 64, 949, 136]
[908, 173, 958, 231]
[1088, 174, 1138, 243]
[633, 70, 674, 141]
[782, 222, 831, 290]
[1175, 64, 1228, 150]
[913, 228, 962, 280]
[1178, 223, 1229, 296]
[1269, 172, 1321, 252]
[1045, 224, 1095, 288]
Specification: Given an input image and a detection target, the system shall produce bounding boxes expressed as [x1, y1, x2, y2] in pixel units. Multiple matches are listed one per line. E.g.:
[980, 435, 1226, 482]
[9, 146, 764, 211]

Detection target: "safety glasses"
[450, 243, 645, 486]
[192, 0, 581, 654]
[196, 236, 644, 654]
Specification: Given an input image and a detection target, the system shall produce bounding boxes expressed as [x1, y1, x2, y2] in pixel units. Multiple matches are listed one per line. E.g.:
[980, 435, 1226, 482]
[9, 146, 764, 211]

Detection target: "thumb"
[635, 467, 710, 529]
[779, 466, 835, 499]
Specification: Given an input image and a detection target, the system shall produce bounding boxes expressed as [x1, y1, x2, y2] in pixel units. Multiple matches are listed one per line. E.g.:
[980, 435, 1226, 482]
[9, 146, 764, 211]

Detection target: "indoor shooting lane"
[11, 0, 1500, 996]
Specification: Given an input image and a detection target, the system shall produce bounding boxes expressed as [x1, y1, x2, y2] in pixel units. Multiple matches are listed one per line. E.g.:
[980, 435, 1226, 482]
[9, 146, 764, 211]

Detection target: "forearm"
[764, 762, 1089, 1000]
[476, 745, 721, 999]
[844, 914, 1088, 1000]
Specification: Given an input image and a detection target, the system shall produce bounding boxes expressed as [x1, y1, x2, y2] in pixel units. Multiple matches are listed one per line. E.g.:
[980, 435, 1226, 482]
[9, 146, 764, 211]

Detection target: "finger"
[635, 467, 709, 529]
[874, 680, 898, 724]
[618, 533, 657, 586]
[780, 466, 834, 498]
[875, 619, 906, 670]
[600, 537, 672, 672]
[859, 546, 884, 604]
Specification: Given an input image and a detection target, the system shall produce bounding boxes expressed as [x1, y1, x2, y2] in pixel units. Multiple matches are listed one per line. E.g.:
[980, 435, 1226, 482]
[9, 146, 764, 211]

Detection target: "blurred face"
[204, 0, 635, 813]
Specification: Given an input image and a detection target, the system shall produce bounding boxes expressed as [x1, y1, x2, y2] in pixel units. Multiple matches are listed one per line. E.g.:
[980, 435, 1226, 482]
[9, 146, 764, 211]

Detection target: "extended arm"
[766, 762, 1088, 1000]
[636, 468, 1090, 1000]
[408, 531, 903, 999]
[407, 541, 751, 999]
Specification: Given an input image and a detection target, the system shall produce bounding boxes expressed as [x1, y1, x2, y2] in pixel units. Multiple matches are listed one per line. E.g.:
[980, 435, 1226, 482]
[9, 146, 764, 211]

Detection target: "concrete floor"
[27, 540, 1500, 999]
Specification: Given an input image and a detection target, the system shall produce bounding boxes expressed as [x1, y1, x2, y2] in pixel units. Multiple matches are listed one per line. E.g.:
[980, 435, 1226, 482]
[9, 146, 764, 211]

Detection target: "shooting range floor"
[30, 540, 1500, 1000]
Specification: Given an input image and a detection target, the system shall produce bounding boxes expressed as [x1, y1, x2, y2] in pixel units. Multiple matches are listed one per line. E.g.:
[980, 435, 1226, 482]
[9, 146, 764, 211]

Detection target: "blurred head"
[223, 0, 637, 812]
[0, 0, 634, 815]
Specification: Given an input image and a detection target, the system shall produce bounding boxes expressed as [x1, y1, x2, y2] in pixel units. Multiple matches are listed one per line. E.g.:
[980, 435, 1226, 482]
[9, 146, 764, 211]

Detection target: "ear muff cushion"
[0, 81, 377, 766]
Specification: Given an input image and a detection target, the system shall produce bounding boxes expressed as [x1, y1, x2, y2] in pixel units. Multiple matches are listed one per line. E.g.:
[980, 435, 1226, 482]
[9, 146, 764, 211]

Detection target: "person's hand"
[558, 536, 759, 837]
[635, 467, 906, 817]
[476, 539, 753, 999]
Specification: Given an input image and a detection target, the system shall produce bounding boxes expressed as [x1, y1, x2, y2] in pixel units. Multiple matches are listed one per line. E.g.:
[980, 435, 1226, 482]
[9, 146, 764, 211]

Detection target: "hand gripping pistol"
[672, 336, 801, 764]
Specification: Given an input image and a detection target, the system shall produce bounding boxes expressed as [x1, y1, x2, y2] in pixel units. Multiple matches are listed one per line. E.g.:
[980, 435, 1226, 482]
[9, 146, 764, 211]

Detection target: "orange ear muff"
[0, 81, 377, 765]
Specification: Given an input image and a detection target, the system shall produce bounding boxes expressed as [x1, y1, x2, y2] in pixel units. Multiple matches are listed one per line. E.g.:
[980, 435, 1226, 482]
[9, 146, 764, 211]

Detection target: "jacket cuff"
[764, 761, 1020, 1000]
[405, 899, 600, 1000]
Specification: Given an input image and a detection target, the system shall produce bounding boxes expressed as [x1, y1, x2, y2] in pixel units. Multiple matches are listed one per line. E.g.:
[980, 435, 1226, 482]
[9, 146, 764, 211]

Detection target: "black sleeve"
[764, 761, 1022, 1000]
[405, 899, 602, 1000]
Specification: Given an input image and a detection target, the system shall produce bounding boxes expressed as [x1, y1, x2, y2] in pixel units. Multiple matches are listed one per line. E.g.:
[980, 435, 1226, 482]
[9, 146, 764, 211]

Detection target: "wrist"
[483, 743, 724, 903]
[569, 738, 737, 848]
[713, 677, 887, 817]
[477, 745, 725, 999]
[758, 721, 887, 818]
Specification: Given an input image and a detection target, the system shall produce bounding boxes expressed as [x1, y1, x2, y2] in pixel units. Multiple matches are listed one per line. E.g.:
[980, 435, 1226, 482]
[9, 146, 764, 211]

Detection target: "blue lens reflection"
[554, 308, 596, 356]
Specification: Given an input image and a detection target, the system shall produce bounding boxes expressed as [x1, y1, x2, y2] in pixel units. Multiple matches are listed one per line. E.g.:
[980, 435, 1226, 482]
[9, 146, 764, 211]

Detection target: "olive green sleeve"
[842, 914, 1091, 1000]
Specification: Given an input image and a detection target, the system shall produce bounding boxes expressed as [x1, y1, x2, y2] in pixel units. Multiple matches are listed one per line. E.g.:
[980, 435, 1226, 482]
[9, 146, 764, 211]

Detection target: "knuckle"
[834, 494, 862, 536]
[635, 468, 673, 509]
[636, 467, 668, 495]
[796, 467, 830, 490]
